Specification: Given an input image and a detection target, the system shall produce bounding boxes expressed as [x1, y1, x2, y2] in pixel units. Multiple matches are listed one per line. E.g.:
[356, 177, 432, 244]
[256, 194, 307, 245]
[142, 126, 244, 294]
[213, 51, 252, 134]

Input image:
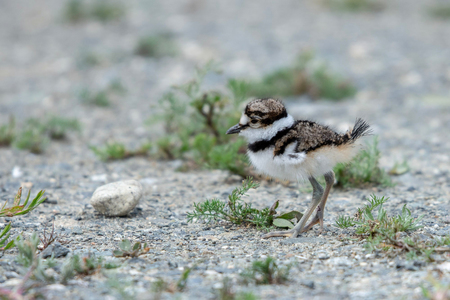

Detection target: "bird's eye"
[251, 119, 258, 124]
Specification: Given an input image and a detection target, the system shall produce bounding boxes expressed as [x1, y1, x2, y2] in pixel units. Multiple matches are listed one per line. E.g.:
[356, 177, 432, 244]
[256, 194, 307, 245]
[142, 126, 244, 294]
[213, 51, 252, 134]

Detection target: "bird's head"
[226, 98, 293, 142]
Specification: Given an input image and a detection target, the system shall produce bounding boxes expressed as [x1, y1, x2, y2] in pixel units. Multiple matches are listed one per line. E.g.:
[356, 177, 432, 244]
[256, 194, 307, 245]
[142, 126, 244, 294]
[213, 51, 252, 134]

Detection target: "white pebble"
[90, 180, 142, 216]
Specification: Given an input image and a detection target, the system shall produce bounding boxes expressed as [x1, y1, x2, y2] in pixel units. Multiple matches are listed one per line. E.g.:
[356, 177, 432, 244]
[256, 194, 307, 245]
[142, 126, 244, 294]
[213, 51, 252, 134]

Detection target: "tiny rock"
[41, 242, 70, 258]
[90, 180, 142, 216]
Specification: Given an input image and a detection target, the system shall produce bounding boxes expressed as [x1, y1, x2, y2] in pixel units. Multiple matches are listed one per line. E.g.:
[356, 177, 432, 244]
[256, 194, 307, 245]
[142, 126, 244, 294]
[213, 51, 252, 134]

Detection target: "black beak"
[226, 123, 243, 134]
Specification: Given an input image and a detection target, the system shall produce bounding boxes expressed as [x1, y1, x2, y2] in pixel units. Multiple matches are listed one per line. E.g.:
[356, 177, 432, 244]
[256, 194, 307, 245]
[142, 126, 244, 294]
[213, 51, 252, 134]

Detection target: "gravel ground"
[0, 0, 450, 299]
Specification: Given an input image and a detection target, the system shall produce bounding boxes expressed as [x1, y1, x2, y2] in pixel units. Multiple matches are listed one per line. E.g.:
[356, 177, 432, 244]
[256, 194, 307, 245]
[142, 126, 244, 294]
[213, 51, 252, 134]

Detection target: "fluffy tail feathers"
[350, 118, 371, 141]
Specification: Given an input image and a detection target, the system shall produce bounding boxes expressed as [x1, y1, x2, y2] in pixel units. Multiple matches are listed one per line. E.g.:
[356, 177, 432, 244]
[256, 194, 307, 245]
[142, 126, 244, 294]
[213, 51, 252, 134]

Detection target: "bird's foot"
[261, 229, 300, 239]
[301, 208, 324, 233]
[302, 215, 320, 233]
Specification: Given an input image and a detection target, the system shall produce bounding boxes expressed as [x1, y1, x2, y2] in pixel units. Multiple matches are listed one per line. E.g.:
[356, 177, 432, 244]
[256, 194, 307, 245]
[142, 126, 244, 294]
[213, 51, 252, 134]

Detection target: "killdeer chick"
[226, 98, 370, 238]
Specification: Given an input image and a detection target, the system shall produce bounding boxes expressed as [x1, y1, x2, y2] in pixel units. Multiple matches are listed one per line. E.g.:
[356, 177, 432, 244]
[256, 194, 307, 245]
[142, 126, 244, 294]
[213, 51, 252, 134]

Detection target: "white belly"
[247, 148, 310, 182]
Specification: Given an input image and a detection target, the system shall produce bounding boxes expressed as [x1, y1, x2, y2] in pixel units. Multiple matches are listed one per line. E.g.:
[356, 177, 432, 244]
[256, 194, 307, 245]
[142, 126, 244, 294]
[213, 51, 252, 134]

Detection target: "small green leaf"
[273, 218, 295, 229]
[132, 242, 141, 251]
[0, 222, 11, 239]
[119, 239, 131, 251]
[277, 211, 303, 222]
[4, 239, 15, 250]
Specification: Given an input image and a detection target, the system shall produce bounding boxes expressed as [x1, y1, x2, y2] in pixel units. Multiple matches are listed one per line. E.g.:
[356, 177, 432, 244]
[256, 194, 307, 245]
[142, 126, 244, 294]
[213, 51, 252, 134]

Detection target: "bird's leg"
[302, 171, 335, 233]
[261, 176, 323, 239]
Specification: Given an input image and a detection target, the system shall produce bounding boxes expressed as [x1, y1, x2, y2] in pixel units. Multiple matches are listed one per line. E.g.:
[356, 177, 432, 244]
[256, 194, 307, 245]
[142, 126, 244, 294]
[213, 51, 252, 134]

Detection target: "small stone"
[90, 180, 142, 216]
[128, 257, 146, 264]
[46, 284, 67, 291]
[4, 271, 20, 279]
[413, 261, 425, 267]
[11, 166, 22, 178]
[318, 253, 329, 260]
[204, 270, 218, 276]
[437, 262, 450, 272]
[213, 282, 223, 289]
[41, 242, 70, 258]
[406, 265, 418, 271]
[329, 257, 352, 267]
[396, 260, 405, 269]
[45, 198, 58, 204]
[2, 278, 22, 287]
[300, 279, 315, 289]
[72, 227, 83, 235]
[91, 174, 108, 182]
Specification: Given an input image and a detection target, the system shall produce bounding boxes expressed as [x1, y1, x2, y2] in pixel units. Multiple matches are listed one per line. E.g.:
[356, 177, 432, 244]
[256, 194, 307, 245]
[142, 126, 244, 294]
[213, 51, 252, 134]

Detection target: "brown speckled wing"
[293, 121, 351, 154]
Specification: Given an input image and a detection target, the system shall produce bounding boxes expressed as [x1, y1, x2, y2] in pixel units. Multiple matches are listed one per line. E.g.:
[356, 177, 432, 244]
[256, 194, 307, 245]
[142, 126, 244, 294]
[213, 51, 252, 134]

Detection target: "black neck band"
[248, 125, 293, 153]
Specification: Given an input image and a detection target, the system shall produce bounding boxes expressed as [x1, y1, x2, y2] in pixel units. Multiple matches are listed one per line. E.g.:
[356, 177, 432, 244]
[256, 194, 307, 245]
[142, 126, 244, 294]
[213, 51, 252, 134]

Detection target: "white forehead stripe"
[240, 114, 249, 125]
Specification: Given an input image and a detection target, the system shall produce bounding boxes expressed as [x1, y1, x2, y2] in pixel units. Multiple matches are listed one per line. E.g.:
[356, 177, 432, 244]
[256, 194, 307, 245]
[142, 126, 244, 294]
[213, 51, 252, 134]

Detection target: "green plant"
[0, 223, 14, 251]
[215, 277, 235, 300]
[14, 123, 48, 154]
[135, 34, 178, 58]
[428, 3, 450, 20]
[187, 178, 300, 230]
[1, 187, 46, 218]
[335, 195, 423, 234]
[215, 278, 258, 300]
[1, 232, 120, 298]
[45, 116, 81, 140]
[192, 134, 249, 177]
[334, 136, 392, 187]
[61, 253, 120, 283]
[105, 275, 136, 300]
[15, 233, 41, 268]
[245, 52, 356, 100]
[236, 293, 258, 300]
[80, 80, 127, 107]
[187, 178, 271, 228]
[91, 141, 151, 161]
[154, 63, 252, 176]
[77, 51, 103, 68]
[14, 233, 58, 284]
[113, 239, 150, 258]
[63, 0, 126, 23]
[108, 79, 127, 95]
[0, 233, 56, 298]
[0, 116, 15, 146]
[334, 194, 441, 257]
[241, 257, 290, 285]
[10, 116, 80, 153]
[90, 0, 126, 22]
[63, 0, 86, 22]
[323, 0, 384, 12]
[0, 188, 46, 250]
[80, 89, 110, 107]
[151, 267, 192, 296]
[176, 267, 191, 292]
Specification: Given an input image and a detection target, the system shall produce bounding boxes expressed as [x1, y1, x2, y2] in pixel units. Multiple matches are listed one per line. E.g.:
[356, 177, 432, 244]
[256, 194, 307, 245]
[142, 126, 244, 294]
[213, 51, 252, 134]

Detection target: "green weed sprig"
[187, 178, 272, 228]
[241, 257, 291, 285]
[188, 178, 301, 230]
[334, 195, 449, 259]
